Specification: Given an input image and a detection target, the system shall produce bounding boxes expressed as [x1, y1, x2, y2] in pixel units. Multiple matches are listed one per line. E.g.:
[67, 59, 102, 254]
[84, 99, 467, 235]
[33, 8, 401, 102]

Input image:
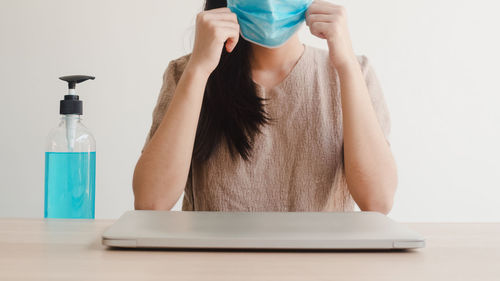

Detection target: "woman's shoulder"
[170, 53, 192, 68]
[164, 53, 192, 84]
[305, 44, 371, 74]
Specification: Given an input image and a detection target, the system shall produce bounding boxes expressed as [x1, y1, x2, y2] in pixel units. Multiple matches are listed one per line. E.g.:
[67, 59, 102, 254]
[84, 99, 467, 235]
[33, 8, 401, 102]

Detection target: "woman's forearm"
[337, 59, 398, 214]
[133, 62, 209, 210]
[133, 7, 240, 210]
[305, 1, 397, 214]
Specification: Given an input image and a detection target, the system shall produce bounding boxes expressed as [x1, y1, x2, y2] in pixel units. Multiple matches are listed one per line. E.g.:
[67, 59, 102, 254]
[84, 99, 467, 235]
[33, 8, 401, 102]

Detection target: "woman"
[133, 0, 397, 214]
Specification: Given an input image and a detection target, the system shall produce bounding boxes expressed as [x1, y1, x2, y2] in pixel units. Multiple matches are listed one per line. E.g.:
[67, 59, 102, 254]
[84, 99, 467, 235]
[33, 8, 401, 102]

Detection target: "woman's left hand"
[306, 0, 357, 69]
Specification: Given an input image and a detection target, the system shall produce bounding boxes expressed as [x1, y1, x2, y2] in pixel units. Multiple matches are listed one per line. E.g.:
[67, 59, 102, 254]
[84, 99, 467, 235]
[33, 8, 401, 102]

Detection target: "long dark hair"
[192, 0, 272, 163]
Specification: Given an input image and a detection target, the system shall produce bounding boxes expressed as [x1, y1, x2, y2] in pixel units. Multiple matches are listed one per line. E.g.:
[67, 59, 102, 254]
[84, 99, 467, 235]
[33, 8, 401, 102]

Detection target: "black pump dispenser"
[59, 75, 95, 115]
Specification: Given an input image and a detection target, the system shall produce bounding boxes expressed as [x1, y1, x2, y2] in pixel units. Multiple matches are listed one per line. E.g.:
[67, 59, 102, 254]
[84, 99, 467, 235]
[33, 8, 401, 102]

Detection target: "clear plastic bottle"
[44, 76, 96, 219]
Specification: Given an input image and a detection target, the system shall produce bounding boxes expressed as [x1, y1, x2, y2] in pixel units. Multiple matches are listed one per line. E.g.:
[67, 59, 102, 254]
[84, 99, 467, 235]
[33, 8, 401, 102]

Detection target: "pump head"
[58, 75, 95, 115]
[59, 75, 95, 90]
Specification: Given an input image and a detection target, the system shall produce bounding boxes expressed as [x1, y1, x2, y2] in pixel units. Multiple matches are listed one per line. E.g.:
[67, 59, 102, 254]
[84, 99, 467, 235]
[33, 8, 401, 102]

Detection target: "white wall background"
[0, 0, 499, 222]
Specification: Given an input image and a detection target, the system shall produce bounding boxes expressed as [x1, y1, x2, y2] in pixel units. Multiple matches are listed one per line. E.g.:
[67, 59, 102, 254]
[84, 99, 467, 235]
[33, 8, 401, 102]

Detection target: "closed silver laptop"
[102, 210, 425, 250]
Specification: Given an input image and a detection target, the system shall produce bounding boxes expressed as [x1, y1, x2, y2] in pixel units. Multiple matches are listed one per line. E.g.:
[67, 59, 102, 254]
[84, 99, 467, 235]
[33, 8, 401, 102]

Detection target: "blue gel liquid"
[44, 152, 96, 219]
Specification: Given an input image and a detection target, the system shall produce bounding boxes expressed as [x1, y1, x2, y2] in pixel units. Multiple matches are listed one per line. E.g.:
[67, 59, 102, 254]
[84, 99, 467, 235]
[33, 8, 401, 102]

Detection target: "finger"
[213, 21, 240, 30]
[306, 1, 343, 17]
[204, 11, 238, 23]
[215, 27, 240, 50]
[307, 2, 335, 16]
[207, 7, 232, 14]
[225, 33, 240, 53]
[225, 36, 239, 53]
[306, 14, 333, 26]
[309, 21, 331, 39]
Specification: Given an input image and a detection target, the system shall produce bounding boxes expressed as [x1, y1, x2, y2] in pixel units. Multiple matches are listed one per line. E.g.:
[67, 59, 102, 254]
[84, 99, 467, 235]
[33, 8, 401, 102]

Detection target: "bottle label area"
[44, 152, 96, 219]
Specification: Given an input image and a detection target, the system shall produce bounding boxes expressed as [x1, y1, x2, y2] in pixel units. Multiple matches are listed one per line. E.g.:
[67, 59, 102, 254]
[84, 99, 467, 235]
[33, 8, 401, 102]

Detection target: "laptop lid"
[102, 211, 425, 250]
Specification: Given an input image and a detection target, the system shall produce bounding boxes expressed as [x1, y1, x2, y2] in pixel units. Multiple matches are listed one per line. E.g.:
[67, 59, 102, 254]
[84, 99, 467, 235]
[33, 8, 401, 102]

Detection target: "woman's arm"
[133, 63, 209, 210]
[306, 1, 397, 214]
[336, 59, 398, 215]
[133, 8, 240, 210]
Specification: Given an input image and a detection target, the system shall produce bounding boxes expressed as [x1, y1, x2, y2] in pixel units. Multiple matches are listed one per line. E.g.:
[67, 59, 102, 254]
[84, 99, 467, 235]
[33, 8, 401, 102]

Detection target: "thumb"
[225, 38, 238, 53]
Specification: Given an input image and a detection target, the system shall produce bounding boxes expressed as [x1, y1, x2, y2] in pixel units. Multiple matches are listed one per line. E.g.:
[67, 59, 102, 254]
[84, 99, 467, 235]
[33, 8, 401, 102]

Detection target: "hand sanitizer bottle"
[44, 75, 96, 219]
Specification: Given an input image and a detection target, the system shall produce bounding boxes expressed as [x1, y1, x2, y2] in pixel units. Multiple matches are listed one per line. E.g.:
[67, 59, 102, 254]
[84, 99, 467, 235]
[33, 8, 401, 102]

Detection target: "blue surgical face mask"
[227, 0, 313, 48]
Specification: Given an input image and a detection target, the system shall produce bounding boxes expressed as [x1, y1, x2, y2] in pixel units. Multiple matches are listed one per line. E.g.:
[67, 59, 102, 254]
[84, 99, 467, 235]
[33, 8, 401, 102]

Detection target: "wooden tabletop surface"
[0, 218, 499, 281]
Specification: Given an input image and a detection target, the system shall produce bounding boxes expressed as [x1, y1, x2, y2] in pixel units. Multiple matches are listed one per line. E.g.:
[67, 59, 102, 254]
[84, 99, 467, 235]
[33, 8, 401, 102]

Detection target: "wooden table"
[0, 218, 499, 281]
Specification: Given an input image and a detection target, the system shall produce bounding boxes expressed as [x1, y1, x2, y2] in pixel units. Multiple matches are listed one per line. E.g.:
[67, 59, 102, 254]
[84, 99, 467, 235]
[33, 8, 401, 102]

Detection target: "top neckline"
[253, 44, 310, 93]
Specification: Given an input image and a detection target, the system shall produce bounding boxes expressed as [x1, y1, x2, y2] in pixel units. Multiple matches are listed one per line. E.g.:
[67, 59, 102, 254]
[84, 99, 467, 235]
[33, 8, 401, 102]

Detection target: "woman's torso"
[180, 45, 356, 211]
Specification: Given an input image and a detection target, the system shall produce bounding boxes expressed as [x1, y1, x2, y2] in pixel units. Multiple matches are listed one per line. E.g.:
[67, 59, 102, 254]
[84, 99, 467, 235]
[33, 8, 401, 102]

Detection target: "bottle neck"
[60, 114, 81, 121]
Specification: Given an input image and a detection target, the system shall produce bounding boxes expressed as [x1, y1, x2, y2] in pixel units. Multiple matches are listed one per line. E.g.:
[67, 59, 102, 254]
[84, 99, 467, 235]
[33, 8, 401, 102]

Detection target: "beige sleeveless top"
[142, 45, 391, 212]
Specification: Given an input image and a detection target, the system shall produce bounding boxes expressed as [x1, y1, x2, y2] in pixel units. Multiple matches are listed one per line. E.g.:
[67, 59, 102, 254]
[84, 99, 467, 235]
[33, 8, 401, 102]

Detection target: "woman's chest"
[190, 77, 345, 210]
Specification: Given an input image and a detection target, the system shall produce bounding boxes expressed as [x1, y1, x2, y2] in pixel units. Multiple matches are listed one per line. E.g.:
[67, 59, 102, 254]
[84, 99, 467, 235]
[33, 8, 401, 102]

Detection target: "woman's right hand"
[188, 8, 240, 77]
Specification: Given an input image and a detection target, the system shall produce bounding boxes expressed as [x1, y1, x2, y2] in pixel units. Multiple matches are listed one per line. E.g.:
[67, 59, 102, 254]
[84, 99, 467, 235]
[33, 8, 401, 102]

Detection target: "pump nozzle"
[59, 75, 95, 90]
[58, 75, 95, 152]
